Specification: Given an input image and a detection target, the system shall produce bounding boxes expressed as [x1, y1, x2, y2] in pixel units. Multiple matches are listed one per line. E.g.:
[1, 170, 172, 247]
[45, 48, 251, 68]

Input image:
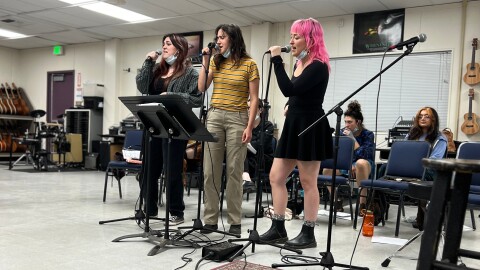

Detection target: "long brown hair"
[408, 107, 440, 143]
[153, 33, 191, 88]
[212, 24, 249, 69]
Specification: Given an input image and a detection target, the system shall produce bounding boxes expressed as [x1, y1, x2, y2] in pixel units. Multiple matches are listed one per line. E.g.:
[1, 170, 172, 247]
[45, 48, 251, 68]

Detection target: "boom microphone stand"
[176, 47, 239, 239]
[272, 44, 417, 269]
[228, 55, 302, 258]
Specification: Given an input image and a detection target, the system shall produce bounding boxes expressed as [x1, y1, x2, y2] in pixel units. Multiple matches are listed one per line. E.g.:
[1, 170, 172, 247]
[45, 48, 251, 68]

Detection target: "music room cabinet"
[64, 109, 103, 155]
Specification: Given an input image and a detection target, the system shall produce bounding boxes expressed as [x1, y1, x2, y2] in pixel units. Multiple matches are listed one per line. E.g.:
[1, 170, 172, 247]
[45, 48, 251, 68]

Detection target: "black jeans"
[142, 137, 187, 217]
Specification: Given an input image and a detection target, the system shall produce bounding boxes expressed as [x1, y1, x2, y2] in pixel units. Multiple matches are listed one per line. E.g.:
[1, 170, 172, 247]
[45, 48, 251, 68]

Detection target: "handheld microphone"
[265, 45, 291, 54]
[389, 34, 427, 50]
[202, 42, 219, 55]
[207, 42, 217, 50]
[147, 49, 162, 61]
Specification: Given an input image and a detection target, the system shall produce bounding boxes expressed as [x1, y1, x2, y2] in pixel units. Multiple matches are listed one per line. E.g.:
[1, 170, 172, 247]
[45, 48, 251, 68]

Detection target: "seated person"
[243, 99, 274, 193]
[183, 140, 202, 188]
[323, 100, 374, 213]
[378, 106, 447, 230]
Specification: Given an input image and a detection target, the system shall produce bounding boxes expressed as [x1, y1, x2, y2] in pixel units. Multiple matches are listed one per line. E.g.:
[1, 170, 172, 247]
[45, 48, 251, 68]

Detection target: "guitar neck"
[468, 95, 473, 119]
[471, 46, 476, 70]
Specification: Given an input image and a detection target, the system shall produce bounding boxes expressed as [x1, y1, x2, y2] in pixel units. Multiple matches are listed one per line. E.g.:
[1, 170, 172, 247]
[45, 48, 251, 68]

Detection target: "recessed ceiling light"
[59, 0, 153, 23]
[0, 28, 28, 39]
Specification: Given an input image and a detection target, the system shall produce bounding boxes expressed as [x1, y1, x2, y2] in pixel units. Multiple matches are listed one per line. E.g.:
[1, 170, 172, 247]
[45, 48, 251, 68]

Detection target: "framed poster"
[353, 9, 405, 54]
[182, 31, 203, 64]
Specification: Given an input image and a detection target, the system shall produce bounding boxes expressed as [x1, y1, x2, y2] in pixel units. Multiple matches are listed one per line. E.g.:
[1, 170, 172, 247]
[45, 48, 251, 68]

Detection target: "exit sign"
[53, 45, 64, 55]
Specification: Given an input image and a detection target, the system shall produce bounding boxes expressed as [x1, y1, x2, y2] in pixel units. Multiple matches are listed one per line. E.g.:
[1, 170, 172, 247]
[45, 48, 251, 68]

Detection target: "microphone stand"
[176, 48, 239, 239]
[272, 44, 416, 269]
[228, 55, 302, 258]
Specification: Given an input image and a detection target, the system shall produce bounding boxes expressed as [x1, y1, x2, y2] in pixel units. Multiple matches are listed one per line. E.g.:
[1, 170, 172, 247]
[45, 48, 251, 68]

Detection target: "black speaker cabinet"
[65, 109, 103, 154]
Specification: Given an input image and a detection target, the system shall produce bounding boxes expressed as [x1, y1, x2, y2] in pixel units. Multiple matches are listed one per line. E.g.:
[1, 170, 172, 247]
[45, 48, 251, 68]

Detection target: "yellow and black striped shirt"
[210, 57, 259, 112]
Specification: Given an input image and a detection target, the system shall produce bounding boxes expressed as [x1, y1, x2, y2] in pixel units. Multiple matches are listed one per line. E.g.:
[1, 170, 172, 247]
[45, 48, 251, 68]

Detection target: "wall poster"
[353, 9, 405, 54]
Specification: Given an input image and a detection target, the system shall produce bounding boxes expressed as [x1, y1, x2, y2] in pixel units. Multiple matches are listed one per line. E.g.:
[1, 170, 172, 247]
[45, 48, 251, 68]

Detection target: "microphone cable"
[348, 46, 391, 268]
[199, 50, 229, 240]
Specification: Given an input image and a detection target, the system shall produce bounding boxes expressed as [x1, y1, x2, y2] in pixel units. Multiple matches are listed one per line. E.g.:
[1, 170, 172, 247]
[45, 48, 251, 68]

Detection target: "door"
[47, 71, 74, 123]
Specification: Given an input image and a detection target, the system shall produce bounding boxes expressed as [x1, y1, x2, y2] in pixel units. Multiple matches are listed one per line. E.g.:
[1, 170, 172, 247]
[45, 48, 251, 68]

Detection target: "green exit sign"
[53, 45, 64, 55]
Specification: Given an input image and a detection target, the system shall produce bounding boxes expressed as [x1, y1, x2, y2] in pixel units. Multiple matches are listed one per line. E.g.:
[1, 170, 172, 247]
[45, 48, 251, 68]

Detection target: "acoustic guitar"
[12, 83, 30, 116]
[0, 83, 13, 114]
[0, 129, 6, 152]
[0, 123, 12, 152]
[463, 38, 480, 86]
[1, 83, 15, 115]
[0, 89, 5, 114]
[6, 82, 23, 116]
[461, 89, 479, 135]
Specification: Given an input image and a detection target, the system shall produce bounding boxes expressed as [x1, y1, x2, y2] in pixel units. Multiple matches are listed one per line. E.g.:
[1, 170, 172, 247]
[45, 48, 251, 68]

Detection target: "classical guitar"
[1, 83, 14, 115]
[12, 83, 30, 116]
[0, 88, 5, 114]
[463, 38, 480, 86]
[6, 82, 23, 116]
[5, 123, 18, 153]
[0, 123, 11, 152]
[0, 83, 13, 114]
[461, 89, 479, 135]
[4, 83, 17, 115]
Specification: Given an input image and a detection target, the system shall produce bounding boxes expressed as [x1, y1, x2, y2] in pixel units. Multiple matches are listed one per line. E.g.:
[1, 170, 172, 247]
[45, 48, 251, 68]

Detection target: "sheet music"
[137, 102, 166, 108]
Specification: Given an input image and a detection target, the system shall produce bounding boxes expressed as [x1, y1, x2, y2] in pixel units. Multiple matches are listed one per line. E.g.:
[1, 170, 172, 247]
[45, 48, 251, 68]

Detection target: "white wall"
[1, 2, 478, 141]
[15, 43, 105, 123]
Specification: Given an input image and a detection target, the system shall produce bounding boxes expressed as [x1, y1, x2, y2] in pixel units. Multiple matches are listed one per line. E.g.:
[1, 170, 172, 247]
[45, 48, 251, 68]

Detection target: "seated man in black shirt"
[243, 99, 275, 193]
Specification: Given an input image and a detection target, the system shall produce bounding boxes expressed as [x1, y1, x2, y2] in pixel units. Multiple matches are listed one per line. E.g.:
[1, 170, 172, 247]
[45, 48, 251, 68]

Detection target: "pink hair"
[291, 18, 330, 71]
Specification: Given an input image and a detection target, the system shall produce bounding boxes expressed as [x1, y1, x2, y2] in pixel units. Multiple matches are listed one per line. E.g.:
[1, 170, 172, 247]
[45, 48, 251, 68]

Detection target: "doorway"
[47, 71, 74, 123]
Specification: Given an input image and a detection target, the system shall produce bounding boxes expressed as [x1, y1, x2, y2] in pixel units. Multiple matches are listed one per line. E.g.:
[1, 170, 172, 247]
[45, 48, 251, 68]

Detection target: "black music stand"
[114, 95, 216, 256]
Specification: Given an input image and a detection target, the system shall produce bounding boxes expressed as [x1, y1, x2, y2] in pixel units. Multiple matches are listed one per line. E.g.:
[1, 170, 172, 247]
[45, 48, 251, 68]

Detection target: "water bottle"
[362, 210, 374, 237]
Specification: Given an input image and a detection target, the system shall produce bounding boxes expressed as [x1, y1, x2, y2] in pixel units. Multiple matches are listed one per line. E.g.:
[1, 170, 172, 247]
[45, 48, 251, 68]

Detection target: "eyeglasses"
[419, 114, 431, 119]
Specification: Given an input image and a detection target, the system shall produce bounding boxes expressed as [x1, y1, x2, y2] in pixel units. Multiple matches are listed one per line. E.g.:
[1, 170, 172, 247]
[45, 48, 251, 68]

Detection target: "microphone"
[207, 42, 217, 50]
[265, 45, 291, 54]
[389, 34, 427, 49]
[202, 42, 219, 55]
[147, 49, 162, 61]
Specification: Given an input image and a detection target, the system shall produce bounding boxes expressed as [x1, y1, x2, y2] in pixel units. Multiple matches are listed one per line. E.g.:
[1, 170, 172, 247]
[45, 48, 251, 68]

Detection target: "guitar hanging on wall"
[461, 88, 479, 135]
[463, 38, 480, 86]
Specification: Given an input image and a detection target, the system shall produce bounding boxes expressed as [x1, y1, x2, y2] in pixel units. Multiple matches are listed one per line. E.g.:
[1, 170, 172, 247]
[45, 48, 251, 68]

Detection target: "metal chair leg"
[103, 167, 110, 202]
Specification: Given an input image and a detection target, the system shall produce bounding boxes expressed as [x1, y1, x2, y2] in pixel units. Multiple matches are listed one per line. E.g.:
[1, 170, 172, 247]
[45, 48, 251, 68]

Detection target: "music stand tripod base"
[118, 95, 217, 255]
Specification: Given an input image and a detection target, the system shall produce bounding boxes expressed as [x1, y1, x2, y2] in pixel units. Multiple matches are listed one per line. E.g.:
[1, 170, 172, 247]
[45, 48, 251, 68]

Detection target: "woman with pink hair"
[259, 18, 333, 249]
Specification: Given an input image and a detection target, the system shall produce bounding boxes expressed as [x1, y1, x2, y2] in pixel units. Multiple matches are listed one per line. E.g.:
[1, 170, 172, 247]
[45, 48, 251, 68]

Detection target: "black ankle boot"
[259, 219, 288, 244]
[285, 224, 317, 249]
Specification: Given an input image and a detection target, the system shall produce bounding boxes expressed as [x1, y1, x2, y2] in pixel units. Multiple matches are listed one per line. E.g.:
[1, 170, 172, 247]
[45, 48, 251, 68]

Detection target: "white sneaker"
[405, 216, 417, 223]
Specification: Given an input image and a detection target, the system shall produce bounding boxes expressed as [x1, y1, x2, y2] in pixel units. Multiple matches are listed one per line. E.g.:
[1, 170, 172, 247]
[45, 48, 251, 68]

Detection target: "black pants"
[243, 151, 273, 180]
[142, 137, 187, 217]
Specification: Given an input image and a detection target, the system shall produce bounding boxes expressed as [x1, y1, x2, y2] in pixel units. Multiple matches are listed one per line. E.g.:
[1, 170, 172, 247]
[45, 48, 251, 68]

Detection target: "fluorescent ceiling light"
[59, 0, 153, 23]
[0, 28, 28, 39]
